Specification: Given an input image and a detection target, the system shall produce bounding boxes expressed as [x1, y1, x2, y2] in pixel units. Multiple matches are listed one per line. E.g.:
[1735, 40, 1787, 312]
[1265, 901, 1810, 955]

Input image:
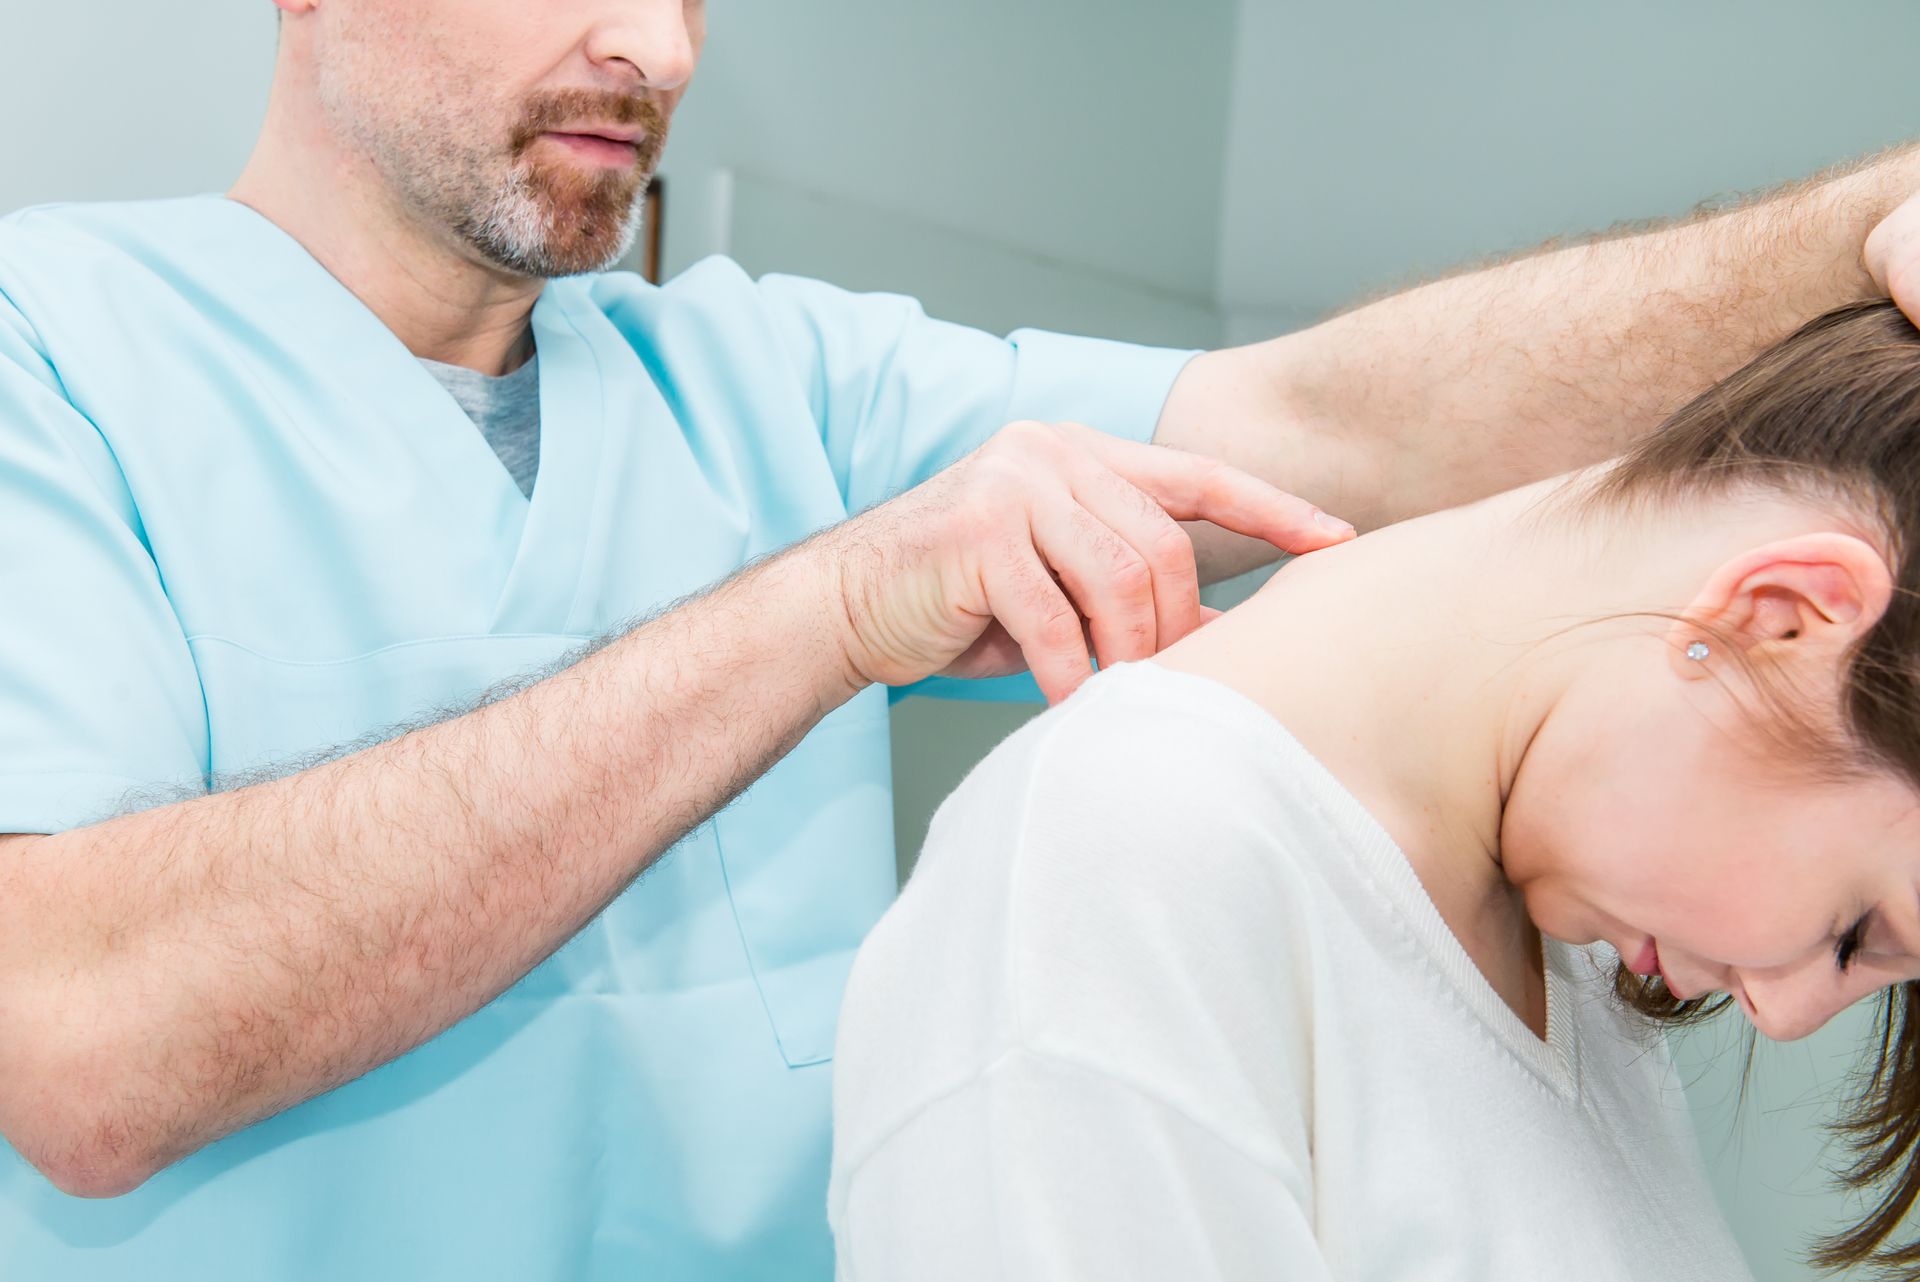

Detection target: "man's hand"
[826, 420, 1355, 705]
[1866, 189, 1920, 323]
[1162, 144, 1920, 548]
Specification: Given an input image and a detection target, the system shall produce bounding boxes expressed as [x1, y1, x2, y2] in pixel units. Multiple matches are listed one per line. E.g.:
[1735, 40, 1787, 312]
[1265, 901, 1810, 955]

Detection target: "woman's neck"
[1158, 472, 1875, 1033]
[1155, 472, 1658, 1033]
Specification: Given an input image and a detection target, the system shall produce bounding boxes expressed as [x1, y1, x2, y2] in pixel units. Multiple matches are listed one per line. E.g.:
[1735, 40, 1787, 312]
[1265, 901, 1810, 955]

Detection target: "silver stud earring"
[1685, 641, 1710, 662]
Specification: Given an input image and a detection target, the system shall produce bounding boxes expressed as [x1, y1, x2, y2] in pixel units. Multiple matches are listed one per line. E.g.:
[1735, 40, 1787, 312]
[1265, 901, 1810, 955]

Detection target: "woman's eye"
[1835, 918, 1869, 973]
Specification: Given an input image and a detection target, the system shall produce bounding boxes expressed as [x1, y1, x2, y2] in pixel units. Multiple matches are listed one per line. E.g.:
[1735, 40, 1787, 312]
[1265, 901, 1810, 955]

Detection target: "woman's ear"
[1668, 532, 1894, 680]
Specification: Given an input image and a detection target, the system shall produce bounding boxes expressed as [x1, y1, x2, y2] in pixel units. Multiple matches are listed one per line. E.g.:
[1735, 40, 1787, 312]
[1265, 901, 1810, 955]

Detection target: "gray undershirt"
[420, 354, 543, 498]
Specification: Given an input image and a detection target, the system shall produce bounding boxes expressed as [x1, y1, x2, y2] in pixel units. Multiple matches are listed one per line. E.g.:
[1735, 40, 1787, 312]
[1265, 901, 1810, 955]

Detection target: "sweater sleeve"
[832, 1047, 1332, 1282]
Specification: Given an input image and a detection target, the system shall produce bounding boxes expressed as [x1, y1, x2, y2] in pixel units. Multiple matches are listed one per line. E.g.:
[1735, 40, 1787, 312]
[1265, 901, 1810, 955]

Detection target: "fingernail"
[1314, 510, 1357, 536]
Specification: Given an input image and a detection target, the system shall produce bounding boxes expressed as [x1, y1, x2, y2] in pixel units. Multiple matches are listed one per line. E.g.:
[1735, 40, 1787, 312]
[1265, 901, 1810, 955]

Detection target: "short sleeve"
[0, 293, 209, 831]
[755, 273, 1197, 704]
[754, 273, 1197, 514]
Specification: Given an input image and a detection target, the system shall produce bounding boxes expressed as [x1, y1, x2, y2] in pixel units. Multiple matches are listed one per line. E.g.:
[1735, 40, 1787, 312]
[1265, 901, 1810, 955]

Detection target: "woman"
[828, 300, 1920, 1280]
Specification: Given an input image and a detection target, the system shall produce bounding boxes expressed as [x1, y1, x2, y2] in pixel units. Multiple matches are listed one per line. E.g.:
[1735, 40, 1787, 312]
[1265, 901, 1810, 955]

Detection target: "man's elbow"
[27, 1139, 160, 1200]
[0, 848, 181, 1197]
[0, 1018, 171, 1199]
[5, 1074, 171, 1199]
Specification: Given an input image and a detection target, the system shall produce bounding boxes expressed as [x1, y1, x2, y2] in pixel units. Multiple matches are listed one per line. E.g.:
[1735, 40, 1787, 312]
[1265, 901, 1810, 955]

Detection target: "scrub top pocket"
[711, 682, 899, 1068]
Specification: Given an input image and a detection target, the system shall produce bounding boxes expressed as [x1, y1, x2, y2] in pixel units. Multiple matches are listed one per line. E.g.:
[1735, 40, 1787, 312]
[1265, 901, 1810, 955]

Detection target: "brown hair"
[1585, 299, 1920, 1274]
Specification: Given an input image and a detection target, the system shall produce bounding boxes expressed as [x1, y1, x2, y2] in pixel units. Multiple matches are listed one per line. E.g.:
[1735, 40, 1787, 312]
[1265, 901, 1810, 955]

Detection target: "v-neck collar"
[1131, 661, 1584, 1099]
[181, 196, 610, 636]
[492, 285, 607, 633]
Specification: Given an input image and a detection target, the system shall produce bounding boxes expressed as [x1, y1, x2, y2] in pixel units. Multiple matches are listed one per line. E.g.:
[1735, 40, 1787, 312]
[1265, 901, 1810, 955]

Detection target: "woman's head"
[1507, 300, 1920, 1272]
[1502, 302, 1920, 1035]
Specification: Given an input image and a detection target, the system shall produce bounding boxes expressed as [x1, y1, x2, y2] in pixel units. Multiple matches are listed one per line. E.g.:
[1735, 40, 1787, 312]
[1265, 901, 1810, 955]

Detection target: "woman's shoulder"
[836, 663, 1332, 1177]
[969, 661, 1364, 891]
[854, 660, 1349, 1070]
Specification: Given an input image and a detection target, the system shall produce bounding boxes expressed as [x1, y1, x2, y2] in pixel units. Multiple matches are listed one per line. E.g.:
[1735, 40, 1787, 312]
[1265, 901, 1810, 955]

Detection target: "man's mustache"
[508, 90, 668, 169]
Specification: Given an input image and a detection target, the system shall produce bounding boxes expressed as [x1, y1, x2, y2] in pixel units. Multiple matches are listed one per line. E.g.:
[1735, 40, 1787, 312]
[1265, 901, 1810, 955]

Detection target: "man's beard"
[453, 90, 667, 278]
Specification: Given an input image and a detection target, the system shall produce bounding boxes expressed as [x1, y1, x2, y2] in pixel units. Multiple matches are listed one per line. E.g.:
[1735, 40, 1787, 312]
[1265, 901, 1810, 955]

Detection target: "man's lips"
[538, 130, 644, 166]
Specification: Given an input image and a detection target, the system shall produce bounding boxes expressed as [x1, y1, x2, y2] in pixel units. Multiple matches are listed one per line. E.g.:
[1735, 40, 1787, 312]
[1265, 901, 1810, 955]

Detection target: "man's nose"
[586, 4, 698, 93]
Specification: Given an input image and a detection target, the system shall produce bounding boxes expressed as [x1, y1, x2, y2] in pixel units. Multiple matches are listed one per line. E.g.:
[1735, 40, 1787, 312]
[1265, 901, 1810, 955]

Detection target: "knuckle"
[1146, 513, 1193, 554]
[983, 433, 1075, 487]
[1147, 522, 1197, 576]
[967, 437, 1016, 473]
[1190, 456, 1232, 497]
[997, 550, 1055, 600]
[963, 456, 1036, 513]
[1013, 420, 1085, 469]
[1036, 605, 1084, 648]
[1108, 554, 1154, 600]
[992, 419, 1054, 455]
[1078, 521, 1153, 595]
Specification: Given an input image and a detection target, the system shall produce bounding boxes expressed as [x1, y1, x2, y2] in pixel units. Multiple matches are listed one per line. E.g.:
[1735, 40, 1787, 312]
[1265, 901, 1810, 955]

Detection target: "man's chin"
[524, 217, 642, 277]
[465, 174, 648, 278]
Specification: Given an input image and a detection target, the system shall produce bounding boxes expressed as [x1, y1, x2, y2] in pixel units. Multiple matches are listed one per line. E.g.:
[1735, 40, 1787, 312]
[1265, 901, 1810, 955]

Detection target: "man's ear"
[274, 0, 319, 16]
[1667, 532, 1894, 680]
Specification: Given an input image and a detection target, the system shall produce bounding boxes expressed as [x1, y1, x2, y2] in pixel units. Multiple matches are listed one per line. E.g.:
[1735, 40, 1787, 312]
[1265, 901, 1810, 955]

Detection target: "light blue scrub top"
[0, 196, 1194, 1280]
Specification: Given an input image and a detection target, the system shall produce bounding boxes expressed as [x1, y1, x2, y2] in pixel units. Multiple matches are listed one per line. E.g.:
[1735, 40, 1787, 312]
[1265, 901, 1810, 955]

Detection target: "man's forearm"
[1165, 143, 1920, 570]
[0, 536, 862, 1197]
[0, 395, 1343, 1197]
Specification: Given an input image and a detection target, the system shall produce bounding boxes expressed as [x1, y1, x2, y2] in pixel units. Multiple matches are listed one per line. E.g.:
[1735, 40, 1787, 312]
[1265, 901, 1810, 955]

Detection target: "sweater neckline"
[1124, 660, 1582, 1099]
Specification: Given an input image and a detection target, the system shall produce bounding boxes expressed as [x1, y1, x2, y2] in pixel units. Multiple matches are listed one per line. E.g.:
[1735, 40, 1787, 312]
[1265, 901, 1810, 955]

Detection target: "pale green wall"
[1217, 1, 1920, 328]
[1674, 1002, 1884, 1281]
[0, 4, 273, 214]
[659, 0, 1238, 298]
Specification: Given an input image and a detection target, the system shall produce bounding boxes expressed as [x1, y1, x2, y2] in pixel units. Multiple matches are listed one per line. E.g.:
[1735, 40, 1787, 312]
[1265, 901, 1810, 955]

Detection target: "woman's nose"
[1737, 968, 1849, 1043]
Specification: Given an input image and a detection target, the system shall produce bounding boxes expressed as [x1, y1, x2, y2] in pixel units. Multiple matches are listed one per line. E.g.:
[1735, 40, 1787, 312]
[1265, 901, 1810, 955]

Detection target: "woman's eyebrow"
[1892, 888, 1920, 961]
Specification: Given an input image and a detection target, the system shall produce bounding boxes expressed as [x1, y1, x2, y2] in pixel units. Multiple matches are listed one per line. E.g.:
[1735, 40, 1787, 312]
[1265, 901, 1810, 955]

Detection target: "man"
[1, 0, 1917, 1277]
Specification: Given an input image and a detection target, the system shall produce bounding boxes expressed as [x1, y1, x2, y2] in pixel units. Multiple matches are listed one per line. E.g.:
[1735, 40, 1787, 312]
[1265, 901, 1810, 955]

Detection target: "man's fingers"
[1058, 423, 1356, 554]
[1029, 503, 1159, 669]
[1867, 191, 1920, 327]
[842, 417, 1343, 698]
[1065, 460, 1204, 653]
[981, 544, 1094, 704]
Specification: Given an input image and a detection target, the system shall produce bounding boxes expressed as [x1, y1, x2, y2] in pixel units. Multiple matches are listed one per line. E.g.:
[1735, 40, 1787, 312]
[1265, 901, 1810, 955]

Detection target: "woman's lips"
[1640, 940, 1691, 997]
[1629, 939, 1661, 978]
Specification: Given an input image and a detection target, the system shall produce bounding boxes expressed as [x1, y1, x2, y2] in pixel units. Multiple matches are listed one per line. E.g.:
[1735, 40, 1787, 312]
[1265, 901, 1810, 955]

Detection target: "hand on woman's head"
[1866, 189, 1920, 329]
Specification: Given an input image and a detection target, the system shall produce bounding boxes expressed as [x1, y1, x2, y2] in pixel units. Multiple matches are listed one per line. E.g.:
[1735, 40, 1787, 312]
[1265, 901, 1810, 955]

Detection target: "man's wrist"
[1798, 143, 1920, 302]
[731, 527, 876, 719]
